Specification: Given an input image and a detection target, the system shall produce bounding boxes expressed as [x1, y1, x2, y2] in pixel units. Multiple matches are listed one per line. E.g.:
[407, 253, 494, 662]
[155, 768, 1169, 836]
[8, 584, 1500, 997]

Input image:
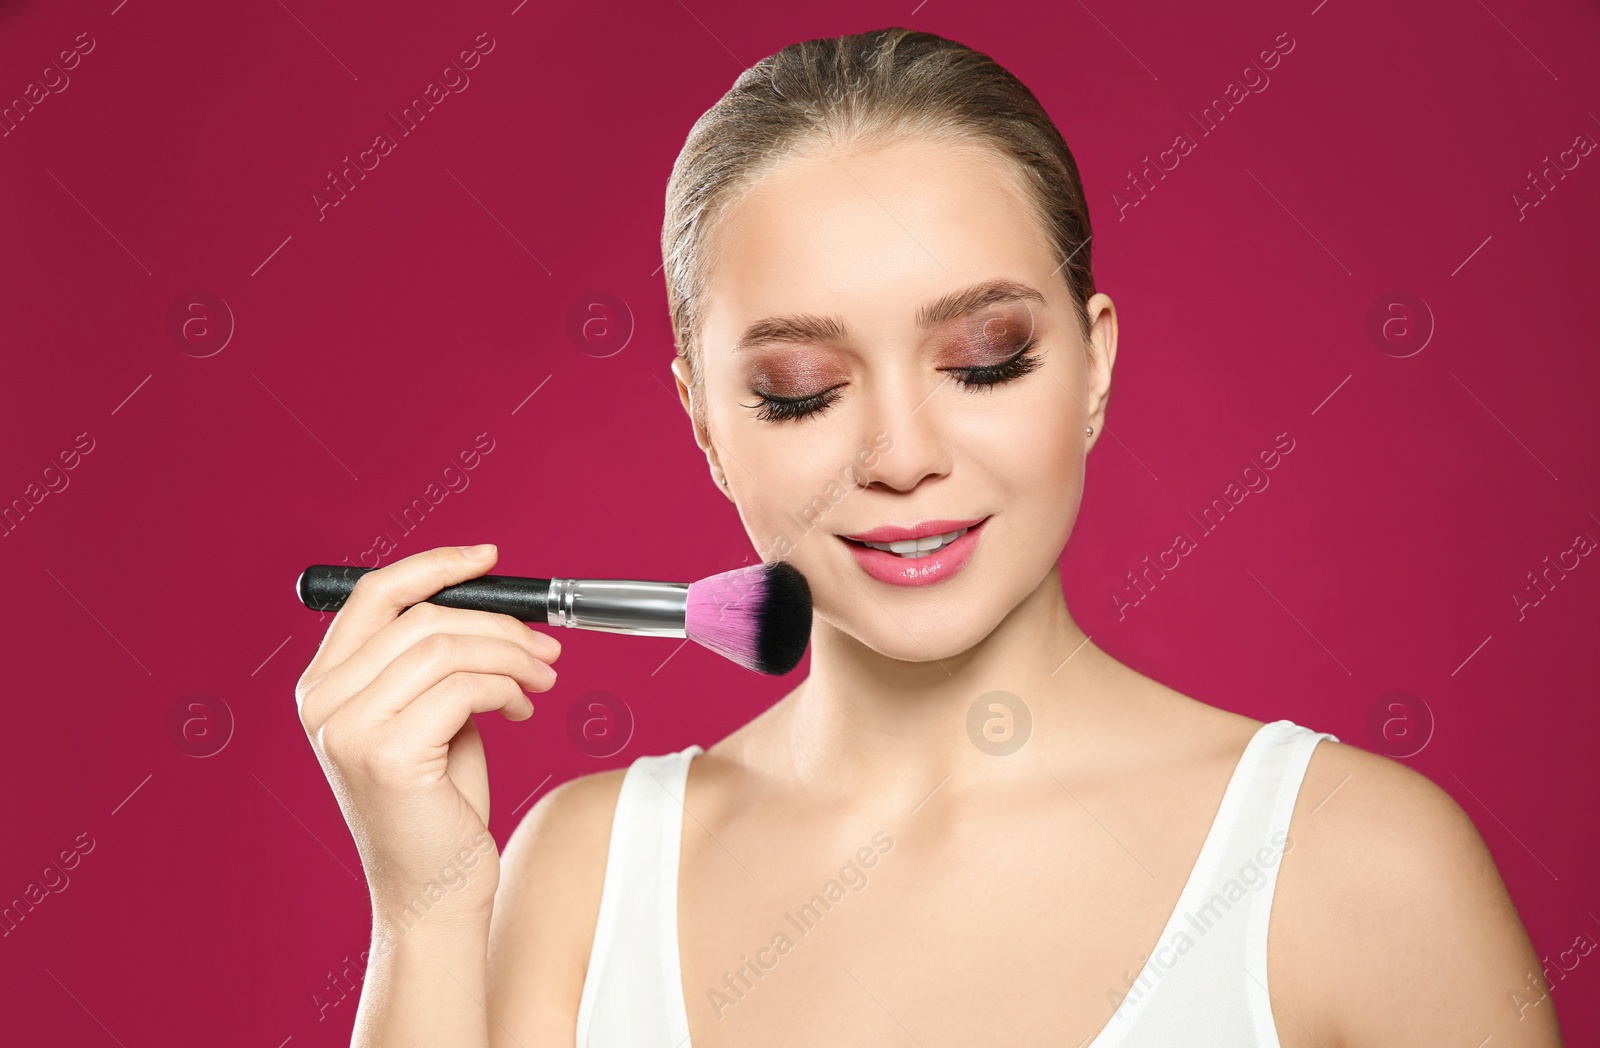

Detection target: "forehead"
[699, 136, 1058, 349]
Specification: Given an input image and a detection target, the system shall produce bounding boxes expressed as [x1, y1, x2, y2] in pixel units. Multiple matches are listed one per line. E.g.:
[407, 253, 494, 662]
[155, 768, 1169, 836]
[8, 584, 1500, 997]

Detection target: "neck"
[779, 564, 1107, 808]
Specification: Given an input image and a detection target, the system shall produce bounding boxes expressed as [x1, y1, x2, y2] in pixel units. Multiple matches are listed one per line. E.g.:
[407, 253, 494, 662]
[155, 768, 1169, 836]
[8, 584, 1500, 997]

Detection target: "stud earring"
[1086, 425, 1094, 436]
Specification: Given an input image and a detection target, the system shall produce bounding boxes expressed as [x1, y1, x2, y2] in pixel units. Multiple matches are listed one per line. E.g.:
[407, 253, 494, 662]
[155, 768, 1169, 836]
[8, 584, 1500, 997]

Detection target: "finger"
[301, 544, 502, 690]
[337, 632, 555, 730]
[322, 670, 533, 775]
[299, 601, 561, 727]
[383, 669, 541, 759]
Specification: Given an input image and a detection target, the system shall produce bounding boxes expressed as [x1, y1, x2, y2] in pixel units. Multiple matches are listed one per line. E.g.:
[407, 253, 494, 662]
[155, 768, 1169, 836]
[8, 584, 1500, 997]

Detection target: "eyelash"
[748, 338, 1045, 423]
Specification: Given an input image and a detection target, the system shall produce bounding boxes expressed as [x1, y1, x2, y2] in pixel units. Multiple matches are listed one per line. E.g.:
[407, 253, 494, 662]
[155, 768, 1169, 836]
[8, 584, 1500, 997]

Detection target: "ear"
[1081, 292, 1117, 449]
[670, 355, 733, 497]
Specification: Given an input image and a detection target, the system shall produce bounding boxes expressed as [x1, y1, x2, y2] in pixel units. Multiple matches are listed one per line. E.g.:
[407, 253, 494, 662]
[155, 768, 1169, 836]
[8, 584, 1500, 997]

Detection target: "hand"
[294, 544, 561, 932]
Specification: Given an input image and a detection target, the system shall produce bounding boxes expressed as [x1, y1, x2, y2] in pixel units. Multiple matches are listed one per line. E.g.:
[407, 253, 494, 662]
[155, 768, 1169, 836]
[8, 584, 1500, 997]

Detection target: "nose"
[849, 368, 953, 492]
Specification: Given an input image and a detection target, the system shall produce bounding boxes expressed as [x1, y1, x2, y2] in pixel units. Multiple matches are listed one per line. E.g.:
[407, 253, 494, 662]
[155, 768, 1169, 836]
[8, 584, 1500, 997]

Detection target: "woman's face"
[672, 134, 1115, 662]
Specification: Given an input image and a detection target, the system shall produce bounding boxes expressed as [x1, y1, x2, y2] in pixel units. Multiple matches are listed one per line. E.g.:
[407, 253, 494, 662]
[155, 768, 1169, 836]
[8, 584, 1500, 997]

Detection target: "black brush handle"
[297, 564, 552, 622]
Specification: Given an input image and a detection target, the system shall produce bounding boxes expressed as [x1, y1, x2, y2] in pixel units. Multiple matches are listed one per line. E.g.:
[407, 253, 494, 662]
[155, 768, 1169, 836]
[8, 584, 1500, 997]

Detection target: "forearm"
[350, 902, 494, 1048]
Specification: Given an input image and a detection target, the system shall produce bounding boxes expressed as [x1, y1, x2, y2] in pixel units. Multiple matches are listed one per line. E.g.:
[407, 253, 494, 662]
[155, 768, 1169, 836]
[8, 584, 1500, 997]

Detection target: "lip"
[838, 516, 989, 587]
[840, 517, 987, 543]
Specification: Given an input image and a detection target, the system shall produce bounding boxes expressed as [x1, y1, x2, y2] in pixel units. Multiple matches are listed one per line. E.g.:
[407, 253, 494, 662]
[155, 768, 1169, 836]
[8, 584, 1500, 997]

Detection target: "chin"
[874, 625, 993, 663]
[817, 611, 982, 663]
[810, 570, 1018, 664]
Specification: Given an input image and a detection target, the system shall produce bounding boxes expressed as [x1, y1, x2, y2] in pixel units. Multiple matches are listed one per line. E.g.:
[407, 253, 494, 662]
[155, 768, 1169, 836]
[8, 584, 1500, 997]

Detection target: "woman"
[295, 27, 1564, 1048]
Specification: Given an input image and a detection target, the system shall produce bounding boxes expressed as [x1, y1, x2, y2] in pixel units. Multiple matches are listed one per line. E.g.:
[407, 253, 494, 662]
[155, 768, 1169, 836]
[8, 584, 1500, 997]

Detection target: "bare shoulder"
[1287, 736, 1481, 876]
[484, 765, 629, 1047]
[1271, 737, 1564, 1047]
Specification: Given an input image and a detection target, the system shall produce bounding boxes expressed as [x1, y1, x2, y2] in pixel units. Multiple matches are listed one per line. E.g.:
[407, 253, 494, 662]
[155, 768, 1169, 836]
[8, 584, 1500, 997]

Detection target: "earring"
[1086, 426, 1094, 436]
[719, 476, 728, 486]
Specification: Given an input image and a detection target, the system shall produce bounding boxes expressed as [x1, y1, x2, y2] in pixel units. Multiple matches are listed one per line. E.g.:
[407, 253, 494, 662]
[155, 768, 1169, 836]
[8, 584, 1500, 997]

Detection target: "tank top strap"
[1101, 719, 1337, 1047]
[574, 744, 704, 1048]
[1237, 720, 1336, 1041]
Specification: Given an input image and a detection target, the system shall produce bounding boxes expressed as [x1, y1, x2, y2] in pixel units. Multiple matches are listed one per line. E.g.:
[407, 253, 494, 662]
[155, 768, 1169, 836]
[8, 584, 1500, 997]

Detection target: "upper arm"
[1277, 741, 1565, 1047]
[485, 768, 626, 1048]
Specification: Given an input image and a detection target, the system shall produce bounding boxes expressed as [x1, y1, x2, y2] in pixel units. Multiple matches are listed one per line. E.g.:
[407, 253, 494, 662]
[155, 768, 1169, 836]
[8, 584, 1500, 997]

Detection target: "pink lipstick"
[838, 516, 988, 586]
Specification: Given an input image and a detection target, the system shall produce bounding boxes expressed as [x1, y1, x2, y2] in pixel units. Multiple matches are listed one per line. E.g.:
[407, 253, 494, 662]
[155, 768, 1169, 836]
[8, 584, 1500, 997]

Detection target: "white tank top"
[574, 718, 1338, 1046]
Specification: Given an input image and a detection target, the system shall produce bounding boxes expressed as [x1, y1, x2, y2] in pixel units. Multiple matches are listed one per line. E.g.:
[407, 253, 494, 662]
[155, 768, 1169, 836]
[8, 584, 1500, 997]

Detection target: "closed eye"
[745, 384, 847, 423]
[941, 337, 1043, 390]
[745, 338, 1044, 423]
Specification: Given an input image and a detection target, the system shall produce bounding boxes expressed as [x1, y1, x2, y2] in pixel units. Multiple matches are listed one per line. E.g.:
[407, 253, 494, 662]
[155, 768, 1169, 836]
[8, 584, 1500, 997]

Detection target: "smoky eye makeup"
[739, 306, 1047, 423]
[744, 356, 848, 395]
[741, 355, 850, 423]
[940, 305, 1038, 367]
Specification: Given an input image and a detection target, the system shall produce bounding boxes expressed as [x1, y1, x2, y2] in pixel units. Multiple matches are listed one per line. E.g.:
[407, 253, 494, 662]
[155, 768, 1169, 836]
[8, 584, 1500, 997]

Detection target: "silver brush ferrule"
[545, 578, 689, 638]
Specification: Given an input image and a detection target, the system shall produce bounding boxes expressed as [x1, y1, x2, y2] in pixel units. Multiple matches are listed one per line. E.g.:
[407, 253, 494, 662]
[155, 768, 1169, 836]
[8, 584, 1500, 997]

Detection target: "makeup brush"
[295, 560, 812, 676]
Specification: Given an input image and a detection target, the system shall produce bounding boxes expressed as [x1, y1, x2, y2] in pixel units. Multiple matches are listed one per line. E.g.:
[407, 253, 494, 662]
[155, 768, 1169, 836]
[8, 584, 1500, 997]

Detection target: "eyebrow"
[732, 277, 1047, 353]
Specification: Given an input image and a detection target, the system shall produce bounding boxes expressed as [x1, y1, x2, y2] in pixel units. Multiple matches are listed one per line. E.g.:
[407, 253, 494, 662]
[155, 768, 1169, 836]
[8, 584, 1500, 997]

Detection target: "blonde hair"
[662, 26, 1097, 424]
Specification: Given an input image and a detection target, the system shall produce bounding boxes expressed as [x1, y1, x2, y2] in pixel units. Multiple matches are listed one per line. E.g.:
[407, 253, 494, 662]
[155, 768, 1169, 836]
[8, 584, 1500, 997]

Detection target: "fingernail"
[460, 543, 496, 558]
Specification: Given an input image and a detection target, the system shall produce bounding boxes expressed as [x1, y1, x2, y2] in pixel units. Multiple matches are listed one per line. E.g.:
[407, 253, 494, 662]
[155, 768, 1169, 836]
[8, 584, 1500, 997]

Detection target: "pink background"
[3, 0, 1596, 1042]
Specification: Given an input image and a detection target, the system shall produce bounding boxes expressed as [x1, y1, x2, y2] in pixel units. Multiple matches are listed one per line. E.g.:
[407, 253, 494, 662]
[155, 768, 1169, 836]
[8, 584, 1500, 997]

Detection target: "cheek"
[1031, 402, 1086, 512]
[957, 384, 1079, 487]
[709, 412, 863, 555]
[1039, 411, 1084, 486]
[957, 382, 1085, 553]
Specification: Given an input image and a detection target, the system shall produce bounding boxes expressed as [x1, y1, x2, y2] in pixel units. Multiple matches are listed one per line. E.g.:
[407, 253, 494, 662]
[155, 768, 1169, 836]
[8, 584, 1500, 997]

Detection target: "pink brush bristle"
[685, 561, 812, 675]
